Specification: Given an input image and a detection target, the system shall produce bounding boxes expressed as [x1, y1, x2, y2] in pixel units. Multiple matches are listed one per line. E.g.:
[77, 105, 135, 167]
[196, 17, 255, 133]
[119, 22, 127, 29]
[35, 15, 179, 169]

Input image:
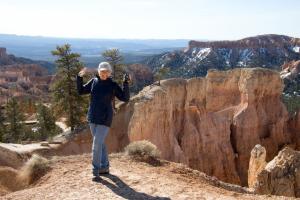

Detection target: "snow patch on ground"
[237, 61, 246, 67]
[196, 48, 211, 60]
[189, 48, 211, 63]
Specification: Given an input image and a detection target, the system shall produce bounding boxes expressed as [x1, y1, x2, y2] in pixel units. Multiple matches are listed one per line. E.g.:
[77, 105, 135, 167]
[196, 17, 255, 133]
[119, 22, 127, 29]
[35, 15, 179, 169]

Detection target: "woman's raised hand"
[78, 67, 88, 77]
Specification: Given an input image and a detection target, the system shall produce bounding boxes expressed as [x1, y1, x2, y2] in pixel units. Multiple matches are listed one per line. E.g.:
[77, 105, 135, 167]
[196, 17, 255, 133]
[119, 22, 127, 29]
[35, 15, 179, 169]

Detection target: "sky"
[0, 0, 299, 40]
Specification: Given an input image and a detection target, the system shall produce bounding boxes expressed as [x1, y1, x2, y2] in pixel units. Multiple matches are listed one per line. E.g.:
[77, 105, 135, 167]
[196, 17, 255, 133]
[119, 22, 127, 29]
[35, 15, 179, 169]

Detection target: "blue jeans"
[89, 123, 110, 176]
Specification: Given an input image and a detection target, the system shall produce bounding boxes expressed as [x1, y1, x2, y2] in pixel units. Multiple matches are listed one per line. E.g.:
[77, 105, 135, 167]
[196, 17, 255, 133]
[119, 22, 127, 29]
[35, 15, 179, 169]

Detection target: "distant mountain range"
[143, 34, 300, 78]
[0, 34, 189, 67]
[0, 47, 54, 73]
[2, 33, 300, 80]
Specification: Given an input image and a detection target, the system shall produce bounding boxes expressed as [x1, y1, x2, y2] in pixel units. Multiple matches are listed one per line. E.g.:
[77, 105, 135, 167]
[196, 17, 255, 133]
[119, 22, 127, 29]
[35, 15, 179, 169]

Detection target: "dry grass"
[18, 154, 51, 184]
[0, 154, 51, 196]
[124, 140, 162, 166]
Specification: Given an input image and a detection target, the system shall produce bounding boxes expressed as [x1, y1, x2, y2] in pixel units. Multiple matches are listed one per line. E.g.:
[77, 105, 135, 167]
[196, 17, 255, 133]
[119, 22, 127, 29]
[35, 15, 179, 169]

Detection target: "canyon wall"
[109, 67, 294, 186]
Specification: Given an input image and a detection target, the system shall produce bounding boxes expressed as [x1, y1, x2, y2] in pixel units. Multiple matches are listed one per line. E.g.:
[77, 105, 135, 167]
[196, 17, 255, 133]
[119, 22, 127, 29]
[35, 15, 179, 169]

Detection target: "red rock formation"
[108, 68, 292, 186]
[250, 146, 300, 197]
[127, 64, 154, 92]
[0, 64, 54, 104]
[248, 144, 267, 188]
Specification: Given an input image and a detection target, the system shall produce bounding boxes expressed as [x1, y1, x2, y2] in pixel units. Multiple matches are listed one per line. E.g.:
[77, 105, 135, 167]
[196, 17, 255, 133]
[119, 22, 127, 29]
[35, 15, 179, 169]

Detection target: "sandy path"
[1, 153, 294, 200]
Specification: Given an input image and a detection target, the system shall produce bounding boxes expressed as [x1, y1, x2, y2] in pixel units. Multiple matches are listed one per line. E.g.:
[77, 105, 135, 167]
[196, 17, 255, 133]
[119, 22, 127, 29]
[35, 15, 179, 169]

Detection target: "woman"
[77, 62, 130, 178]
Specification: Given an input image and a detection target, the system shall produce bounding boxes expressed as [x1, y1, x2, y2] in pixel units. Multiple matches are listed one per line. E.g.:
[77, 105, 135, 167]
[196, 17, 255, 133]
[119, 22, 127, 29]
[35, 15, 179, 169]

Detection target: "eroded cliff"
[108, 67, 295, 186]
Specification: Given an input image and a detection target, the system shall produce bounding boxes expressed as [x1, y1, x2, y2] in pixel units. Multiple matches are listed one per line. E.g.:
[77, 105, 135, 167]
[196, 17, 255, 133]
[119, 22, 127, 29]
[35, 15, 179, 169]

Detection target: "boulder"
[251, 147, 300, 197]
[248, 144, 267, 188]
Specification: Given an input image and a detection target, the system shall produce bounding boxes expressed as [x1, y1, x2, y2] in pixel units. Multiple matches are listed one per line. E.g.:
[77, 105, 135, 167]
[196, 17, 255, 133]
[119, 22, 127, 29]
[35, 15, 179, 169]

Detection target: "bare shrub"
[124, 140, 161, 166]
[18, 154, 51, 184]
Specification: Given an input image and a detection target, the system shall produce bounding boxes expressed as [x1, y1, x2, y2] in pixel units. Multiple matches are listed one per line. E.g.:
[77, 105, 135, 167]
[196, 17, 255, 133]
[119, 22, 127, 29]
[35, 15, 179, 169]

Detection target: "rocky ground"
[0, 153, 295, 200]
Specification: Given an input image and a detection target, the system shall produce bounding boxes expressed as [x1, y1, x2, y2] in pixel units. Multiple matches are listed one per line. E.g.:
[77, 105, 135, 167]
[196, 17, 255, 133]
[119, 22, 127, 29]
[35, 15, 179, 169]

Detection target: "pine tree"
[35, 103, 60, 140]
[51, 44, 88, 131]
[5, 97, 25, 142]
[102, 48, 125, 84]
[154, 66, 170, 85]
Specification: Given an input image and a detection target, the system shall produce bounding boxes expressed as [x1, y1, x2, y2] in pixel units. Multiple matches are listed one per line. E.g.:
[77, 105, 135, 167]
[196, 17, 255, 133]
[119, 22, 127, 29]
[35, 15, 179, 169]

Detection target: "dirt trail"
[1, 153, 294, 200]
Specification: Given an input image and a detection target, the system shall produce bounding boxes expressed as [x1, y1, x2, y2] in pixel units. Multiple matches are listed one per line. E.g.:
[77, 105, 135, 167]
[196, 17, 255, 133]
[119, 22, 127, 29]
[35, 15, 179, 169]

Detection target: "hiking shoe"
[92, 175, 101, 182]
[99, 167, 109, 175]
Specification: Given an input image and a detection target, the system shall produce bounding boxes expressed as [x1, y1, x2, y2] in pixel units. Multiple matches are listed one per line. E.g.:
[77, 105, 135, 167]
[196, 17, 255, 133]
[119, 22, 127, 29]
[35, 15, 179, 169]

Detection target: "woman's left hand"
[123, 73, 132, 83]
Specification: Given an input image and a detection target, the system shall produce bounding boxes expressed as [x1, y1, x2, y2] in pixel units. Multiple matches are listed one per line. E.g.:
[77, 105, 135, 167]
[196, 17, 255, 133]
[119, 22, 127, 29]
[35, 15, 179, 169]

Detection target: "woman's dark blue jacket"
[76, 74, 130, 127]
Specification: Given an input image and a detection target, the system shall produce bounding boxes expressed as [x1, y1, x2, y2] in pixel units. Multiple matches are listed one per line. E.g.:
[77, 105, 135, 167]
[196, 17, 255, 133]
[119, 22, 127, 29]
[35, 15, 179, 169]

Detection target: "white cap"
[98, 62, 112, 72]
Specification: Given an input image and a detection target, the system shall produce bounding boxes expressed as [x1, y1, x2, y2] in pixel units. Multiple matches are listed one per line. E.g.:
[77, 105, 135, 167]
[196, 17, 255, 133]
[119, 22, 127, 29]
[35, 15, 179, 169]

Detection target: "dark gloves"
[123, 73, 130, 83]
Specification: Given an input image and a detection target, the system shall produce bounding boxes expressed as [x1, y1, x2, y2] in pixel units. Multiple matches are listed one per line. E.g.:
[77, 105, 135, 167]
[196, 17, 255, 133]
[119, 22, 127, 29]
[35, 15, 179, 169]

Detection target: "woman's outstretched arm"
[77, 75, 94, 95]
